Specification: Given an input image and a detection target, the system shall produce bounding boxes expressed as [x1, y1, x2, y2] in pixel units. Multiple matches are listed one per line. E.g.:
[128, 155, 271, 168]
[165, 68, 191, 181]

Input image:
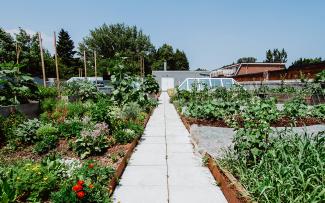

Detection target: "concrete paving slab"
[167, 143, 194, 153]
[168, 166, 214, 186]
[113, 185, 168, 203]
[118, 165, 167, 186]
[167, 152, 202, 167]
[169, 186, 227, 203]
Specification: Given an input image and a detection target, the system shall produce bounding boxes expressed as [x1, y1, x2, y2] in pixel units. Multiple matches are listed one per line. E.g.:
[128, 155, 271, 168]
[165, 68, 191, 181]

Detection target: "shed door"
[161, 77, 174, 91]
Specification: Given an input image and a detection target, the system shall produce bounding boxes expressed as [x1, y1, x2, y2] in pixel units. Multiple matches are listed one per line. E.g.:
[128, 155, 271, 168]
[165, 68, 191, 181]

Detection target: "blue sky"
[1, 0, 324, 70]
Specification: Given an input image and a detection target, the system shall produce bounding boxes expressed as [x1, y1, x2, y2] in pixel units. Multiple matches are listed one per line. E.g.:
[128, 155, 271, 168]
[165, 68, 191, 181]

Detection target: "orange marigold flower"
[76, 191, 85, 199]
[89, 184, 94, 189]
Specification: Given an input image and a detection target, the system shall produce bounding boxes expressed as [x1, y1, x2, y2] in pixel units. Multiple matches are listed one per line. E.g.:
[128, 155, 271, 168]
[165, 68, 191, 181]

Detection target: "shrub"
[71, 123, 111, 159]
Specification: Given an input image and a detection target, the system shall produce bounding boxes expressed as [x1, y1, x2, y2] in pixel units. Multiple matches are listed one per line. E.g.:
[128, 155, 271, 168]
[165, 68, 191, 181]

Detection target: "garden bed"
[0, 101, 40, 119]
[182, 115, 325, 128]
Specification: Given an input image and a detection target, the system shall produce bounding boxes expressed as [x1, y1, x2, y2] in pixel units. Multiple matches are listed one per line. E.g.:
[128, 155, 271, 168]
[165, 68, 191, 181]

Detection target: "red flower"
[88, 163, 94, 169]
[76, 191, 85, 199]
[89, 184, 94, 189]
[77, 180, 85, 186]
[72, 184, 83, 192]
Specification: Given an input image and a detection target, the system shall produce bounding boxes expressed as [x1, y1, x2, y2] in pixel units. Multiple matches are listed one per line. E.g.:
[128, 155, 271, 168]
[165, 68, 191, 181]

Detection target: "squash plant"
[0, 63, 38, 106]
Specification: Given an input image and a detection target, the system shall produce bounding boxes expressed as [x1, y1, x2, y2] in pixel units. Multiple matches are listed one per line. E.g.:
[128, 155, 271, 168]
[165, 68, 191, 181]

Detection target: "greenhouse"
[178, 78, 236, 90]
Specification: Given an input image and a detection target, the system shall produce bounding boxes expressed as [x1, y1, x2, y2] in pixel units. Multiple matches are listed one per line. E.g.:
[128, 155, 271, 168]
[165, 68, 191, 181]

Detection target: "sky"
[1, 0, 325, 70]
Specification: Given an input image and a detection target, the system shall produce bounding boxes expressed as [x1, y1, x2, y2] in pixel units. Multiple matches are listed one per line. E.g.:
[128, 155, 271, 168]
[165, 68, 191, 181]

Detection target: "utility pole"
[83, 50, 87, 78]
[53, 31, 60, 92]
[38, 32, 46, 87]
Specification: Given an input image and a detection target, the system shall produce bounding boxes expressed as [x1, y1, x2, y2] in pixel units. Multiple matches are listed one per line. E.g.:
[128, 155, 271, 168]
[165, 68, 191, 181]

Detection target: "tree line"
[0, 24, 190, 79]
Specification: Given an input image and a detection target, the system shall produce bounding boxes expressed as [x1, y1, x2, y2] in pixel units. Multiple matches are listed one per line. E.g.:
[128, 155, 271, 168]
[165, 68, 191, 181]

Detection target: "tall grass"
[220, 130, 325, 203]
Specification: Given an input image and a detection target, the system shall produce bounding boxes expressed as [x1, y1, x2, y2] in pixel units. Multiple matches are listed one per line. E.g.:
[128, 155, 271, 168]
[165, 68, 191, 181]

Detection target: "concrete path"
[113, 92, 227, 203]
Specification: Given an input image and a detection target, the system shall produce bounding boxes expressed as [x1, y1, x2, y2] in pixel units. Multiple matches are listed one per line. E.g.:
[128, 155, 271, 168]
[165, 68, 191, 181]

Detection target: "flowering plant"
[71, 122, 112, 159]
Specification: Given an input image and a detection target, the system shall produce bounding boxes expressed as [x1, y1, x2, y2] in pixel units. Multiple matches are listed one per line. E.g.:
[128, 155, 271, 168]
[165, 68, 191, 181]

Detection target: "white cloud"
[5, 28, 54, 54]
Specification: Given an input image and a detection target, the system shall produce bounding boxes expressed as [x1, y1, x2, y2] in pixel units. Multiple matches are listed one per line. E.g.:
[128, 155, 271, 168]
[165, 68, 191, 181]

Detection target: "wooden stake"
[83, 50, 87, 78]
[94, 51, 97, 85]
[38, 32, 46, 87]
[16, 42, 21, 64]
[53, 32, 60, 92]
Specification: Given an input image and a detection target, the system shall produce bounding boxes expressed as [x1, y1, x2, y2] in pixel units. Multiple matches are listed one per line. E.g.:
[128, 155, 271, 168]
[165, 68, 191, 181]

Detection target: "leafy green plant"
[62, 80, 99, 101]
[15, 118, 40, 145]
[142, 75, 159, 94]
[57, 118, 83, 138]
[120, 102, 141, 121]
[0, 112, 26, 145]
[38, 86, 58, 99]
[283, 97, 308, 118]
[233, 97, 279, 164]
[33, 124, 59, 154]
[71, 123, 111, 159]
[0, 63, 38, 105]
[41, 97, 57, 112]
[221, 130, 325, 203]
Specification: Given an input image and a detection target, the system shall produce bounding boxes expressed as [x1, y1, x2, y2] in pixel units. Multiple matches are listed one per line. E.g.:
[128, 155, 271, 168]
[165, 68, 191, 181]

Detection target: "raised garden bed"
[0, 101, 40, 118]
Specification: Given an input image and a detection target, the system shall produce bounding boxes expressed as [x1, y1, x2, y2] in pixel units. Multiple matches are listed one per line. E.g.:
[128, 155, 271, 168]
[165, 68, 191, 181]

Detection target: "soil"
[0, 139, 130, 169]
[183, 116, 325, 128]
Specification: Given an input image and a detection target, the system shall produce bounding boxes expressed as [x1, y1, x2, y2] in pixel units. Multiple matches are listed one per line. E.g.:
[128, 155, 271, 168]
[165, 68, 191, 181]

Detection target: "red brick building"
[210, 62, 325, 82]
[210, 63, 285, 78]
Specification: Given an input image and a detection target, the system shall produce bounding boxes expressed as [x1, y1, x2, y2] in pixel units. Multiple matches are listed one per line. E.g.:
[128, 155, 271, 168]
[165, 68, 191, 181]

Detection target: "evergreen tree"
[57, 29, 76, 67]
[0, 27, 15, 63]
[265, 49, 273, 62]
[174, 49, 189, 70]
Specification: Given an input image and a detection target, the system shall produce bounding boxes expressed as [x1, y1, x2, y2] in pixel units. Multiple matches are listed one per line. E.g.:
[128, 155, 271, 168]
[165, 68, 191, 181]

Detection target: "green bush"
[62, 81, 99, 101]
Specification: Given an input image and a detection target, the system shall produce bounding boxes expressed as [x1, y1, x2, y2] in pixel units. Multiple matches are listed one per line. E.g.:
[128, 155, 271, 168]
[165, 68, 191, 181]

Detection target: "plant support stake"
[38, 32, 46, 87]
[53, 31, 60, 92]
